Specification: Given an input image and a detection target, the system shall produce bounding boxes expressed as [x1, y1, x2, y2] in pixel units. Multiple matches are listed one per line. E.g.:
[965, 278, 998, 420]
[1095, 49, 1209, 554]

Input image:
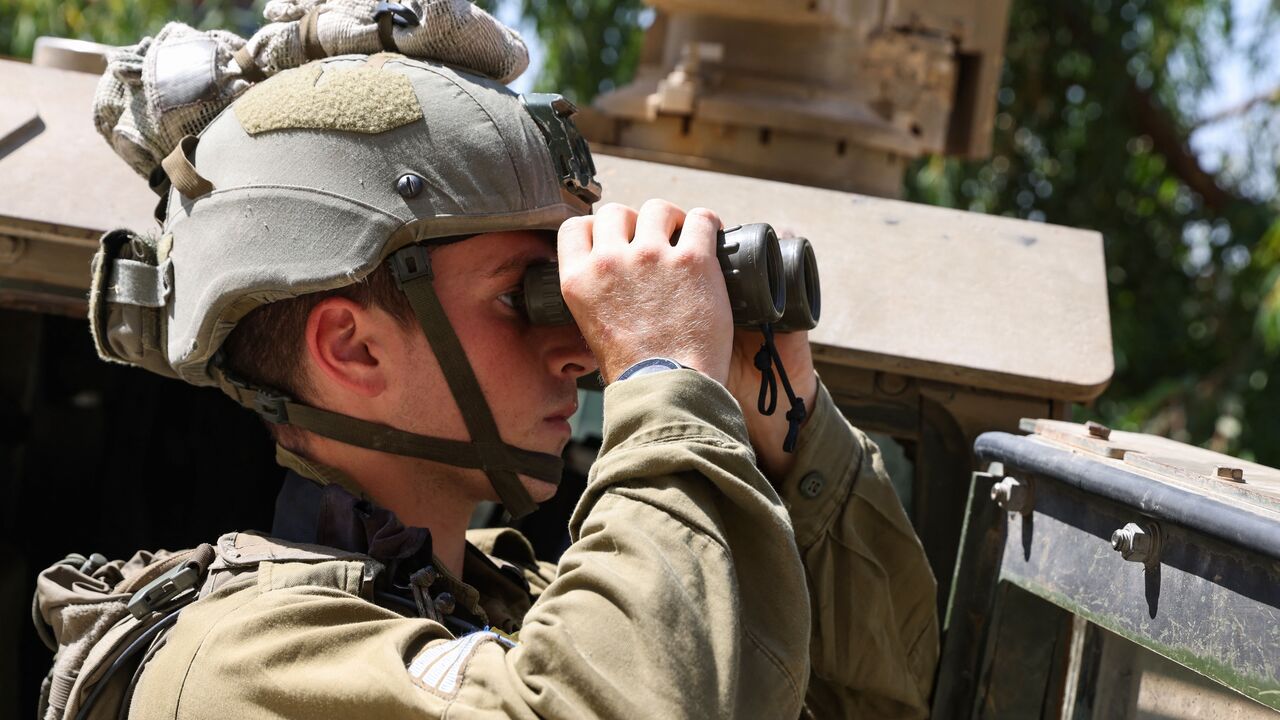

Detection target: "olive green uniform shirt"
[129, 370, 937, 718]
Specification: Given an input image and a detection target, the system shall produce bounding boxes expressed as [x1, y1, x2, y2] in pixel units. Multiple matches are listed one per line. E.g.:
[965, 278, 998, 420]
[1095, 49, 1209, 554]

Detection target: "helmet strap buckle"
[253, 391, 291, 424]
[390, 245, 433, 288]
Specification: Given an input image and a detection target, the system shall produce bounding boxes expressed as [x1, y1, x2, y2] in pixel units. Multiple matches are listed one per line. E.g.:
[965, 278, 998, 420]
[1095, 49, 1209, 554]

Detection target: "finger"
[557, 215, 594, 268]
[677, 207, 722, 256]
[633, 198, 686, 248]
[591, 202, 638, 251]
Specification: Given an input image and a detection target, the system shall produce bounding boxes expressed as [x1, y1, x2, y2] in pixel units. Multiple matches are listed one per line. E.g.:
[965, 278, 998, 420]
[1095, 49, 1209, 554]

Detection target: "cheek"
[468, 324, 543, 395]
[393, 330, 456, 429]
[430, 304, 535, 399]
[433, 287, 551, 429]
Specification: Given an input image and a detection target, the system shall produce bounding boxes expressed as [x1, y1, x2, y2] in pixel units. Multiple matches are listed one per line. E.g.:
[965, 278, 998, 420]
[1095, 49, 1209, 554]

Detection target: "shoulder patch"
[407, 631, 501, 698]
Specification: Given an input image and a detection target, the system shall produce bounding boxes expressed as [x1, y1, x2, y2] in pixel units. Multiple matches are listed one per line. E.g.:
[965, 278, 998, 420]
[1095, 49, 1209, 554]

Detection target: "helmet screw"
[396, 173, 425, 199]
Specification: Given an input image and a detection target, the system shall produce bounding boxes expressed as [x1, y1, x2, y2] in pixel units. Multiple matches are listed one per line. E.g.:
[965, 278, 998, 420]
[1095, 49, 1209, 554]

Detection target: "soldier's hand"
[558, 200, 734, 384]
[727, 328, 818, 480]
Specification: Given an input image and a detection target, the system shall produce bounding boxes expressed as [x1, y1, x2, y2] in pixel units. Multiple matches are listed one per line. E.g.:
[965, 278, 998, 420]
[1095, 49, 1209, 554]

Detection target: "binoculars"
[520, 223, 821, 331]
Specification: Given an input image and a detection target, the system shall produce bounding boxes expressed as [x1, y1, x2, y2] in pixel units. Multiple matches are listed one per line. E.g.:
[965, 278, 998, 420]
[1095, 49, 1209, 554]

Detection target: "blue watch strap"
[616, 357, 685, 382]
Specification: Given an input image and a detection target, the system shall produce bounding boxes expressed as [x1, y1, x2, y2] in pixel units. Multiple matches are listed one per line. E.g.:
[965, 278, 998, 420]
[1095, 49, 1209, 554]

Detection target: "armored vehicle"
[2, 4, 1277, 718]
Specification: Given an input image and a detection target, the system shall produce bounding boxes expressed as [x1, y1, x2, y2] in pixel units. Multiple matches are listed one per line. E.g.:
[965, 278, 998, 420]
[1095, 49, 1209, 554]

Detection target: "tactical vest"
[33, 533, 395, 720]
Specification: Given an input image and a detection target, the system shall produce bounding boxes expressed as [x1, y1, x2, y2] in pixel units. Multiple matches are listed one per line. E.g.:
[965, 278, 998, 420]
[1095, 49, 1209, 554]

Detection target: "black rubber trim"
[975, 431, 1280, 562]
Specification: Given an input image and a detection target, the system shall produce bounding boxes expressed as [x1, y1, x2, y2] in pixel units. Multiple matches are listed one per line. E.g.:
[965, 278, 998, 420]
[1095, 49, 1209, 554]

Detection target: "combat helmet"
[88, 10, 601, 518]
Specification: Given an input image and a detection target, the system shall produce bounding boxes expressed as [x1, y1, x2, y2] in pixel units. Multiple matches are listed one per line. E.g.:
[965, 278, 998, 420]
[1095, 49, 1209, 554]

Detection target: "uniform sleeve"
[777, 380, 940, 719]
[144, 370, 812, 720]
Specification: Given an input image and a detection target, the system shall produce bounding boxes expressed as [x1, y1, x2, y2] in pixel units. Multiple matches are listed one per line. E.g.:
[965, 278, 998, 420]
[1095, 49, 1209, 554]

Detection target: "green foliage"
[0, 0, 260, 58]
[516, 0, 647, 102]
[902, 0, 1280, 463]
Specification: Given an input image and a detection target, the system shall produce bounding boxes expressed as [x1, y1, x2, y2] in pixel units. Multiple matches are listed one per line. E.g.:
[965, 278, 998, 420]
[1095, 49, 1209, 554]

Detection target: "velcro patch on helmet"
[234, 63, 423, 135]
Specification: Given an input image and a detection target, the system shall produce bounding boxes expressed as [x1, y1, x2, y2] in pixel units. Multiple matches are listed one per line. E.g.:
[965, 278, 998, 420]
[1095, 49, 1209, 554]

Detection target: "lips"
[544, 401, 578, 423]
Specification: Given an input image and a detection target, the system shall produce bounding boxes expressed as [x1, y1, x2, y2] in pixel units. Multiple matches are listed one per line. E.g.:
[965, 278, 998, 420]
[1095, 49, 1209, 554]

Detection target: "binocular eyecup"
[521, 223, 820, 332]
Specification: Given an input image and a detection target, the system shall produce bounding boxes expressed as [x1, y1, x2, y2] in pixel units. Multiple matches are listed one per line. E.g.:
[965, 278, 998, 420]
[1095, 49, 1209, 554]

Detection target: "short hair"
[221, 262, 416, 447]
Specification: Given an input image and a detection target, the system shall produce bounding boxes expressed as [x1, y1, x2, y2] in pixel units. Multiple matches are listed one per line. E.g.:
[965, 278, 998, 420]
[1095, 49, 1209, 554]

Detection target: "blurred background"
[4, 0, 1274, 462]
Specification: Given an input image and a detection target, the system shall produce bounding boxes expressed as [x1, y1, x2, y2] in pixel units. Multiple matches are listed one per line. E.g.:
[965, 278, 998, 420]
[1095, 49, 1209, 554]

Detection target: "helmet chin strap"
[386, 244, 553, 517]
[213, 244, 563, 519]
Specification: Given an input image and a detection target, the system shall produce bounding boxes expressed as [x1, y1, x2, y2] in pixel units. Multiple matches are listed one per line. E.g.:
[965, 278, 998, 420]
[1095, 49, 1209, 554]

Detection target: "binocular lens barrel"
[775, 236, 821, 332]
[521, 223, 820, 332]
[719, 223, 786, 326]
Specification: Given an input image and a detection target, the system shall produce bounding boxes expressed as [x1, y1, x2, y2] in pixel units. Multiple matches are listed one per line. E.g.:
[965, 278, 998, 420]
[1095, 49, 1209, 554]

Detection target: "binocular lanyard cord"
[753, 324, 807, 453]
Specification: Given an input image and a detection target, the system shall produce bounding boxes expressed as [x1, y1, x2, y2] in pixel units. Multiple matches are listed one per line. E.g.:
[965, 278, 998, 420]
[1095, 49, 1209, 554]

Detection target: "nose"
[542, 322, 597, 381]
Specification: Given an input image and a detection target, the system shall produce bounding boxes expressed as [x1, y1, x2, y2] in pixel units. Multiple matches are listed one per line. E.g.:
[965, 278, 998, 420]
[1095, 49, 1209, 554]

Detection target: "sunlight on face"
[390, 230, 596, 502]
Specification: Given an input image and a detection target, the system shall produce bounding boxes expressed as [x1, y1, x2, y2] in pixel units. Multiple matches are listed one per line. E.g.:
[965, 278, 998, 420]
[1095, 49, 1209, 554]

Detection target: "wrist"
[602, 349, 728, 385]
[615, 357, 686, 382]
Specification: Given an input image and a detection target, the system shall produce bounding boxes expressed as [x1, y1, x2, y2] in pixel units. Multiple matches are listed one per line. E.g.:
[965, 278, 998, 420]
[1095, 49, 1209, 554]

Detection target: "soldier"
[36, 24, 937, 720]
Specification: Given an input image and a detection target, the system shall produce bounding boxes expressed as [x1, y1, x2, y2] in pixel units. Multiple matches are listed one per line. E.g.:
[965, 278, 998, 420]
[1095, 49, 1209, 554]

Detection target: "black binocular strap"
[753, 324, 807, 453]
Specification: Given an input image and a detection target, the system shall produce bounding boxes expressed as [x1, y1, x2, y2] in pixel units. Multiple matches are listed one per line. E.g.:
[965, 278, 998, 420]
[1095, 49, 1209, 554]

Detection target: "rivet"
[434, 591, 456, 616]
[799, 471, 825, 498]
[396, 173, 425, 199]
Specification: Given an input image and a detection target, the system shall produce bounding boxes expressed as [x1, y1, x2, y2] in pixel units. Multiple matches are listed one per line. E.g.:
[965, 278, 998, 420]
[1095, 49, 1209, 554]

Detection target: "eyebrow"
[482, 250, 554, 279]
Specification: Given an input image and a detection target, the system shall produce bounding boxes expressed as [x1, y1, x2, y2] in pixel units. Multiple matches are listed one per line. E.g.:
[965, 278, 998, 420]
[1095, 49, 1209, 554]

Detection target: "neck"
[307, 441, 477, 577]
[382, 480, 472, 579]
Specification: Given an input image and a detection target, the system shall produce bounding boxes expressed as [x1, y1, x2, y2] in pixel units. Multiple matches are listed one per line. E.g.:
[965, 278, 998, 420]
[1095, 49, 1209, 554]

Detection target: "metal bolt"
[1111, 522, 1158, 565]
[990, 477, 1031, 514]
[396, 173, 425, 198]
[1215, 466, 1245, 483]
[1085, 421, 1111, 440]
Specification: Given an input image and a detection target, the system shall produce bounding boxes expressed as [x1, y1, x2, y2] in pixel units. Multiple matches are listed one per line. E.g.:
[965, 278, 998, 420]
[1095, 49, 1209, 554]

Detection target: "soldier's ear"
[304, 297, 390, 399]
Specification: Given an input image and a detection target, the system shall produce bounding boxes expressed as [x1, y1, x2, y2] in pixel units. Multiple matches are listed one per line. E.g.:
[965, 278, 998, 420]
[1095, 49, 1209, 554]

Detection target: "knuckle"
[641, 198, 681, 215]
[633, 243, 663, 264]
[671, 245, 696, 264]
[558, 216, 591, 244]
[591, 252, 619, 275]
[559, 273, 581, 298]
[686, 207, 721, 225]
[596, 202, 636, 222]
[672, 245, 708, 270]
